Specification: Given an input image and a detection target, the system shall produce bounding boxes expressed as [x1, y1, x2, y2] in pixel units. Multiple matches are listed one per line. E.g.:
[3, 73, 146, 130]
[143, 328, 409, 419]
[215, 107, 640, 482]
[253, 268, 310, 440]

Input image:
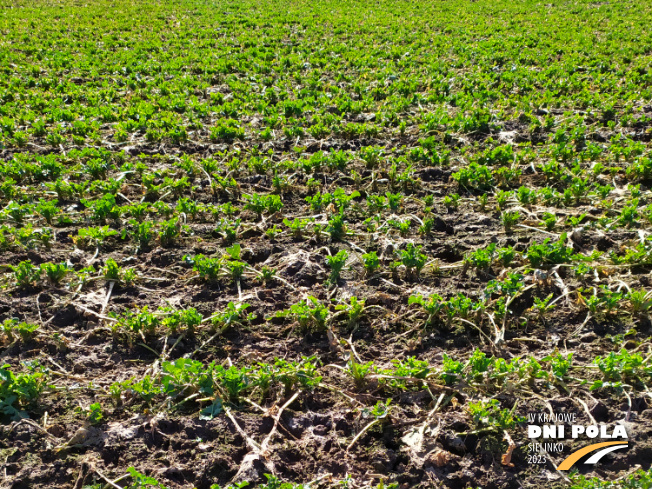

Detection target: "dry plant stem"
[499, 284, 536, 344]
[347, 418, 379, 452]
[49, 368, 88, 382]
[224, 407, 262, 452]
[307, 473, 334, 486]
[145, 266, 183, 277]
[573, 312, 592, 336]
[243, 397, 268, 414]
[509, 337, 544, 344]
[575, 398, 597, 425]
[269, 274, 298, 291]
[188, 328, 225, 359]
[73, 303, 118, 323]
[87, 247, 99, 266]
[200, 166, 214, 191]
[94, 468, 128, 489]
[378, 277, 401, 289]
[169, 392, 201, 411]
[0, 342, 16, 361]
[136, 342, 160, 357]
[623, 389, 633, 421]
[432, 392, 446, 413]
[526, 392, 556, 418]
[319, 381, 366, 407]
[36, 293, 43, 325]
[343, 239, 367, 254]
[516, 224, 559, 237]
[552, 269, 571, 306]
[45, 355, 70, 375]
[501, 430, 516, 467]
[9, 418, 60, 441]
[345, 337, 363, 363]
[100, 280, 115, 316]
[260, 391, 300, 454]
[2, 455, 9, 480]
[540, 447, 570, 483]
[424, 259, 464, 270]
[160, 335, 169, 359]
[457, 317, 497, 350]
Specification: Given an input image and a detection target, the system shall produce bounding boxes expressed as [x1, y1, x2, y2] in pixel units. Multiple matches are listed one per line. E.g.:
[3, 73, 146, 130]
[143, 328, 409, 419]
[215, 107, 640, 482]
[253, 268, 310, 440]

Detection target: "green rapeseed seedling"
[185, 254, 223, 282]
[102, 258, 122, 281]
[500, 210, 519, 232]
[326, 249, 348, 284]
[125, 220, 155, 250]
[12, 260, 41, 287]
[41, 262, 70, 285]
[74, 226, 118, 249]
[327, 213, 347, 241]
[468, 399, 521, 432]
[465, 243, 496, 271]
[87, 402, 104, 425]
[283, 217, 313, 239]
[2, 319, 39, 343]
[542, 352, 573, 381]
[245, 193, 283, 218]
[35, 199, 59, 225]
[211, 302, 251, 332]
[408, 293, 444, 327]
[277, 296, 329, 333]
[443, 193, 460, 210]
[126, 467, 170, 489]
[273, 356, 322, 397]
[441, 354, 464, 386]
[0, 362, 48, 420]
[591, 349, 652, 391]
[158, 218, 181, 247]
[526, 234, 574, 267]
[361, 251, 380, 276]
[569, 468, 652, 489]
[335, 296, 365, 328]
[397, 243, 427, 280]
[541, 212, 557, 231]
[111, 306, 160, 344]
[626, 289, 652, 314]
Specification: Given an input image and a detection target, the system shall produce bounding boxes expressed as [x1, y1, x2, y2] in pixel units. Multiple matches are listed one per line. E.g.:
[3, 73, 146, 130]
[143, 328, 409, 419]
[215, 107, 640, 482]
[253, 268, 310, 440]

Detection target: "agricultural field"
[2, 0, 652, 487]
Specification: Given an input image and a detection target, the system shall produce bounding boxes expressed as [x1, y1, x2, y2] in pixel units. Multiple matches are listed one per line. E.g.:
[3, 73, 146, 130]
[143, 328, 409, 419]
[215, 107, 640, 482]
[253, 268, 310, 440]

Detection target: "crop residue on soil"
[1, 1, 652, 488]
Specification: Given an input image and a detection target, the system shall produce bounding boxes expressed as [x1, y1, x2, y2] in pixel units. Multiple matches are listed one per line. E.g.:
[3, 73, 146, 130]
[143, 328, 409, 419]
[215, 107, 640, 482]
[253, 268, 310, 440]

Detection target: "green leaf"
[199, 399, 223, 420]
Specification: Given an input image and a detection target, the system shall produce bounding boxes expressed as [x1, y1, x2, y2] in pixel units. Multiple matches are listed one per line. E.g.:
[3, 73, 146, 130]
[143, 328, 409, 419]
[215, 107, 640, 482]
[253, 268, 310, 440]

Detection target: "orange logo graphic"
[557, 441, 629, 470]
